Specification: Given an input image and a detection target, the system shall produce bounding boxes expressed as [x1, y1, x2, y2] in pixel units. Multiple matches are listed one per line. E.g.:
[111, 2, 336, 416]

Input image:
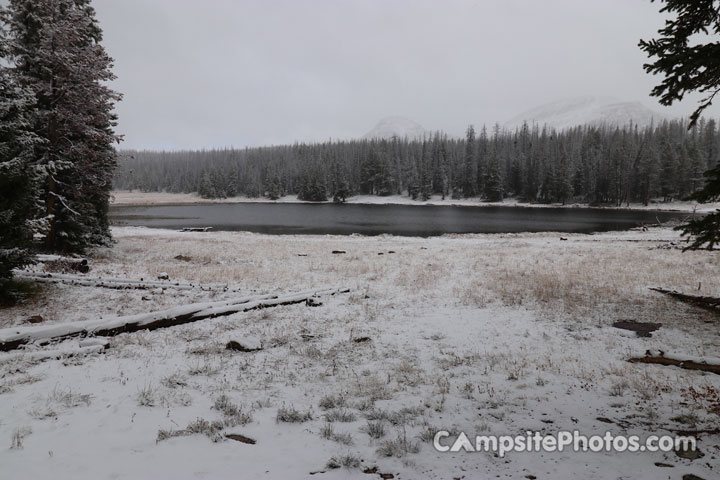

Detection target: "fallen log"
[0, 287, 349, 352]
[628, 350, 720, 375]
[650, 287, 720, 312]
[36, 254, 90, 273]
[0, 343, 107, 365]
[180, 227, 212, 232]
[14, 271, 239, 293]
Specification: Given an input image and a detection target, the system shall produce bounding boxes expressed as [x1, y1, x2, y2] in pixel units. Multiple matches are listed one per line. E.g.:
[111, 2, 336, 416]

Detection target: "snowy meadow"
[1, 225, 718, 479]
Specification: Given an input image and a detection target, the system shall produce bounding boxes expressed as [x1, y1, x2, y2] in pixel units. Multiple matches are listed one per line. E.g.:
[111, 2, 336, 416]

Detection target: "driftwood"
[650, 287, 720, 312]
[0, 287, 349, 352]
[180, 227, 212, 232]
[629, 350, 720, 375]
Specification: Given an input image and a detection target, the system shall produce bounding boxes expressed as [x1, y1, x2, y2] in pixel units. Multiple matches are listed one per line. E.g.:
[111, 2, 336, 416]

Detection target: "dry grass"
[110, 230, 718, 321]
[9, 227, 718, 330]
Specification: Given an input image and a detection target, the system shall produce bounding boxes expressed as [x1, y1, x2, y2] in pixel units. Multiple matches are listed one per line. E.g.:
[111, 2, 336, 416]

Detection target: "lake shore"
[111, 190, 719, 213]
[1, 226, 718, 479]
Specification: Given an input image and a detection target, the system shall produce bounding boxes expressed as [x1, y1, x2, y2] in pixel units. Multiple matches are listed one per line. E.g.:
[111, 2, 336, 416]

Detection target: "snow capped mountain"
[504, 96, 668, 131]
[362, 116, 428, 140]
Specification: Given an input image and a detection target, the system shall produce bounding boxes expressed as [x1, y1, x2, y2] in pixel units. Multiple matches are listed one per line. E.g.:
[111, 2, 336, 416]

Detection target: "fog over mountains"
[503, 96, 669, 131]
[363, 96, 672, 141]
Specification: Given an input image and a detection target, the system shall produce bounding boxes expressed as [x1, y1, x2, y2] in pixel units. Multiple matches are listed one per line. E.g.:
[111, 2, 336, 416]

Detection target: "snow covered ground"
[0, 226, 719, 479]
[111, 190, 720, 213]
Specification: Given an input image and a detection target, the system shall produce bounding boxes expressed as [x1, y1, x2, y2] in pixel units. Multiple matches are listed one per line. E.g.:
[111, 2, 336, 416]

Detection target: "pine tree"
[555, 148, 574, 205]
[418, 141, 432, 201]
[462, 126, 476, 197]
[485, 126, 503, 202]
[476, 125, 488, 197]
[641, 0, 720, 248]
[297, 167, 327, 201]
[197, 172, 216, 199]
[678, 162, 720, 249]
[329, 155, 350, 203]
[224, 169, 238, 198]
[0, 62, 45, 302]
[702, 118, 719, 168]
[659, 140, 677, 202]
[2, 0, 122, 253]
[265, 170, 283, 200]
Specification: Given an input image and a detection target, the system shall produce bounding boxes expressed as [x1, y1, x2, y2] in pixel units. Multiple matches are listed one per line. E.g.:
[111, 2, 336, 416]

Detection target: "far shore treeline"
[114, 118, 719, 206]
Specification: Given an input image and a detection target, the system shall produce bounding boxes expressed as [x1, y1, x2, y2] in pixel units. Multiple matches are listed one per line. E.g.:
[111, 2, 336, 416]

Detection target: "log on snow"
[36, 254, 90, 273]
[0, 287, 349, 352]
[0, 343, 107, 366]
[180, 227, 212, 232]
[650, 287, 720, 312]
[628, 350, 720, 375]
[14, 271, 240, 293]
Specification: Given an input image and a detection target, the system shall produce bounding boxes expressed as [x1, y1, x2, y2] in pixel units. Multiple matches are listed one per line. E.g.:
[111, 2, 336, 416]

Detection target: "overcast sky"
[91, 0, 717, 150]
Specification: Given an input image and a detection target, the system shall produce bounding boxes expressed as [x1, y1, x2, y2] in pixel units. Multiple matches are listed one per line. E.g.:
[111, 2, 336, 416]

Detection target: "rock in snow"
[225, 337, 262, 352]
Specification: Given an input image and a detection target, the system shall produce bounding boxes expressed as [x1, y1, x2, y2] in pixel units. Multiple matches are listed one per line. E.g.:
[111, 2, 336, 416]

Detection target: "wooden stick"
[629, 350, 720, 375]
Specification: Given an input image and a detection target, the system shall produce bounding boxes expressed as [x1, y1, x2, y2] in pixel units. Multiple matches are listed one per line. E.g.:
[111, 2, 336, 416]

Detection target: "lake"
[108, 203, 690, 237]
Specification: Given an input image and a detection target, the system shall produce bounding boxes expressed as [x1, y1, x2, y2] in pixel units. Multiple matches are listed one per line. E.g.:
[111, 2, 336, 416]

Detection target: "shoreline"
[111, 190, 716, 213]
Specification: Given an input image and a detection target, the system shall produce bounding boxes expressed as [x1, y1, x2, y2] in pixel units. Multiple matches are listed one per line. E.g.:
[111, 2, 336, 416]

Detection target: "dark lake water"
[108, 203, 690, 237]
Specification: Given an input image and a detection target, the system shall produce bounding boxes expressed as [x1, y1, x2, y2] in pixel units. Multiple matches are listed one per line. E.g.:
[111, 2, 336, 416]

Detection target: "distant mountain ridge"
[504, 96, 669, 131]
[362, 116, 429, 140]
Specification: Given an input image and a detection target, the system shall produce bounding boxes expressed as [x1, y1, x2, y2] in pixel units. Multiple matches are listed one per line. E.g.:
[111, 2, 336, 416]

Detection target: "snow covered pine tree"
[0, 56, 45, 302]
[2, 0, 122, 254]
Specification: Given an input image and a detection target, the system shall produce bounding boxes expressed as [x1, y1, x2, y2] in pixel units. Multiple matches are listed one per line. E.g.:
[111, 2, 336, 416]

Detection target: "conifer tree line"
[0, 0, 120, 301]
[115, 118, 719, 206]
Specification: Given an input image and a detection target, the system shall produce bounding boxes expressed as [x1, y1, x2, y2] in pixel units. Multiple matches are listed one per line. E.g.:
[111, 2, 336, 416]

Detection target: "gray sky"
[92, 0, 717, 150]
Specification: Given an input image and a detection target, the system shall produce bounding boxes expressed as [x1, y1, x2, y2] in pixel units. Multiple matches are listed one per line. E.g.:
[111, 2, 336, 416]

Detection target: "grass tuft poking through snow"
[326, 454, 361, 469]
[157, 417, 224, 443]
[361, 420, 386, 439]
[9, 427, 31, 450]
[323, 408, 356, 423]
[276, 406, 313, 423]
[214, 395, 252, 427]
[376, 429, 421, 457]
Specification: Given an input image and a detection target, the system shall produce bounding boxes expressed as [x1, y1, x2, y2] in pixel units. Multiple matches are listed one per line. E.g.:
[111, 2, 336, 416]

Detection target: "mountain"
[504, 96, 669, 131]
[362, 116, 428, 140]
